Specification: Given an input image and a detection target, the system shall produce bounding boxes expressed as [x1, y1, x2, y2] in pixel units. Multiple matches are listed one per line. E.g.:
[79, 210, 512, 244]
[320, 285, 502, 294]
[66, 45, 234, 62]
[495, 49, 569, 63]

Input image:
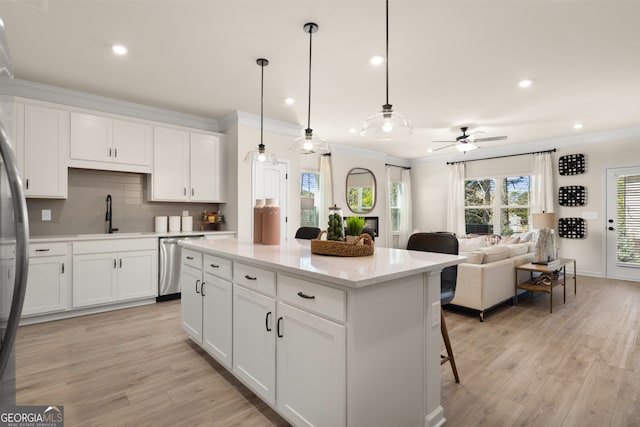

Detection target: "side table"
[515, 258, 577, 313]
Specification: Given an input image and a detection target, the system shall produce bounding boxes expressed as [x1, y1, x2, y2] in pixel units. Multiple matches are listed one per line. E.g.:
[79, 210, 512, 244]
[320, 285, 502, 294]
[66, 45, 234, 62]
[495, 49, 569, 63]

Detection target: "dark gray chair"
[406, 232, 460, 383]
[295, 227, 321, 240]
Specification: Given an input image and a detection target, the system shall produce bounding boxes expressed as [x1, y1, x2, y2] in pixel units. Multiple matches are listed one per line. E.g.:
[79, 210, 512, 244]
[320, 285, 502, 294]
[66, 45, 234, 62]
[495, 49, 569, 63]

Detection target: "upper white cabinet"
[70, 112, 152, 173]
[150, 127, 226, 202]
[13, 101, 68, 199]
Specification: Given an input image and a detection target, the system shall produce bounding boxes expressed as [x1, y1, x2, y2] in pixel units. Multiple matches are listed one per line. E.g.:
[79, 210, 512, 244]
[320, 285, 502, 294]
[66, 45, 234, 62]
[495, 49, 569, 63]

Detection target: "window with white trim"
[300, 172, 319, 227]
[389, 182, 402, 233]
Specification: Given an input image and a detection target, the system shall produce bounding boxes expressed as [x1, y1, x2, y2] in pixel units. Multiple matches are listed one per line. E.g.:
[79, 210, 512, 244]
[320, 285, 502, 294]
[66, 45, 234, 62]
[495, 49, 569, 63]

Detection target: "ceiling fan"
[431, 127, 507, 152]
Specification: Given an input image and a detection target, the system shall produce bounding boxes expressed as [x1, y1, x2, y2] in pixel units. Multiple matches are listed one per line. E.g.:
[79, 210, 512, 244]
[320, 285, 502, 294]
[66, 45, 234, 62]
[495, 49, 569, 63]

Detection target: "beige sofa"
[450, 238, 535, 321]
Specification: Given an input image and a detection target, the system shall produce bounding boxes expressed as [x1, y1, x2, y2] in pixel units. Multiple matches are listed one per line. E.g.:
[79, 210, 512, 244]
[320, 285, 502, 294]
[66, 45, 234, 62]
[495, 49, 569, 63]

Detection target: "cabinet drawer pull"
[195, 279, 201, 294]
[192, 188, 195, 196]
[26, 178, 29, 189]
[35, 248, 50, 252]
[277, 316, 283, 338]
[297, 291, 315, 300]
[113, 258, 117, 269]
[119, 258, 123, 268]
[201, 282, 206, 297]
[183, 187, 187, 196]
[244, 275, 257, 281]
[186, 256, 194, 260]
[210, 264, 219, 268]
[114, 147, 118, 158]
[109, 147, 112, 157]
[61, 262, 65, 274]
[265, 311, 272, 331]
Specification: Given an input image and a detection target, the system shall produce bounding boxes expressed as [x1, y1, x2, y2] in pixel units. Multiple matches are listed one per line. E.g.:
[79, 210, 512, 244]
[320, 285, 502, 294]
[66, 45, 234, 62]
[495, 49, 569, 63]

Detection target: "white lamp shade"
[361, 110, 413, 140]
[532, 212, 556, 230]
[456, 142, 478, 152]
[243, 149, 278, 165]
[289, 133, 329, 155]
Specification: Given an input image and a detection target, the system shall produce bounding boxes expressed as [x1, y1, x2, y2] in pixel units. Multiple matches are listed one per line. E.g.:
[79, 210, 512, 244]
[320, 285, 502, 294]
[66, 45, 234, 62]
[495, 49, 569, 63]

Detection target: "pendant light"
[289, 22, 329, 155]
[244, 58, 278, 165]
[361, 0, 413, 140]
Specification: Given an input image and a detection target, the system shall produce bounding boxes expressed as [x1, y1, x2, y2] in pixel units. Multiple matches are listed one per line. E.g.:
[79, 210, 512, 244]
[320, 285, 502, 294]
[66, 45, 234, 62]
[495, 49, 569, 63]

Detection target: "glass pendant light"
[361, 0, 413, 140]
[244, 58, 278, 165]
[289, 22, 329, 155]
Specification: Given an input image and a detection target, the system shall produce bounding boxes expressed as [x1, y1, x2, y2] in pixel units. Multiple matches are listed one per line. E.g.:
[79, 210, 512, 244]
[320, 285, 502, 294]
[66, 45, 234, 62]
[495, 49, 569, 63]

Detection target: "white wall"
[411, 134, 640, 277]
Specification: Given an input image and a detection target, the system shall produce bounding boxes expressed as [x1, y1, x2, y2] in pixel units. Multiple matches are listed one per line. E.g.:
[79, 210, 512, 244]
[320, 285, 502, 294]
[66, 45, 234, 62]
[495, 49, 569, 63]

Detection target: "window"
[464, 176, 531, 235]
[616, 174, 640, 264]
[300, 172, 319, 227]
[389, 182, 402, 232]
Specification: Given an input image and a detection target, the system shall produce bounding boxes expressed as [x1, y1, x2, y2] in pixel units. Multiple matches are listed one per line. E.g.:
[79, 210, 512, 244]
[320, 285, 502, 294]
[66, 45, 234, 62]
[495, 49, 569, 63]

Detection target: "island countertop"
[179, 238, 466, 288]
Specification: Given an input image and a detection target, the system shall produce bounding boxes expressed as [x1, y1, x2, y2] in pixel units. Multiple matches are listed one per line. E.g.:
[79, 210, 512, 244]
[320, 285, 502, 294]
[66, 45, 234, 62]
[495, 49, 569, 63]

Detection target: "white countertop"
[180, 238, 467, 288]
[30, 230, 236, 243]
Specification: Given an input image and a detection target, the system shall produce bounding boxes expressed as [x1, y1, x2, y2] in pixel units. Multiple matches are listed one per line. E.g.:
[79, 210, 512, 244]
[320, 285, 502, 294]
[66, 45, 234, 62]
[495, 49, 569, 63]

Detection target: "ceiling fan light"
[456, 142, 478, 153]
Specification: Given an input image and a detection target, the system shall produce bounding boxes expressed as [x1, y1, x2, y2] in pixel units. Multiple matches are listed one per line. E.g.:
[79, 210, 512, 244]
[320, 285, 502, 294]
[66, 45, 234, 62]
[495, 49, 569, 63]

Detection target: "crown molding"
[12, 79, 219, 131]
[219, 110, 302, 137]
[329, 142, 387, 161]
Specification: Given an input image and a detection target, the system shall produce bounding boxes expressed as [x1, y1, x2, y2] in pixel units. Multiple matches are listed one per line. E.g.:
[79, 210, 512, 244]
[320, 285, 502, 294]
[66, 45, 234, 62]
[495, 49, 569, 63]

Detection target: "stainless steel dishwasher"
[158, 235, 205, 301]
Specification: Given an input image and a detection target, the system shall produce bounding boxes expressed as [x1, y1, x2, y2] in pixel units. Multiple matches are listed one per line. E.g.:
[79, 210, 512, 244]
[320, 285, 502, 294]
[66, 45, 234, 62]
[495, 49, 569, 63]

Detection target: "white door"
[72, 253, 118, 307]
[70, 112, 111, 162]
[112, 119, 152, 166]
[606, 166, 640, 281]
[202, 273, 232, 368]
[181, 264, 203, 343]
[253, 161, 288, 242]
[190, 132, 219, 201]
[23, 256, 67, 316]
[117, 250, 157, 301]
[276, 302, 346, 427]
[232, 284, 276, 404]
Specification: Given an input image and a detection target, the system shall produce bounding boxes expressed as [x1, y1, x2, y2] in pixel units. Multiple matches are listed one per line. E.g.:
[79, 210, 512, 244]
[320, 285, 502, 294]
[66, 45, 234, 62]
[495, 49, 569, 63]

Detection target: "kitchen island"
[179, 238, 466, 427]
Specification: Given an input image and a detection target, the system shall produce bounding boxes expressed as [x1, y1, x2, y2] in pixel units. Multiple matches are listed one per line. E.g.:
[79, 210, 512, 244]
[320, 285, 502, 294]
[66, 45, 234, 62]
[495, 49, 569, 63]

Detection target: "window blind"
[617, 174, 640, 265]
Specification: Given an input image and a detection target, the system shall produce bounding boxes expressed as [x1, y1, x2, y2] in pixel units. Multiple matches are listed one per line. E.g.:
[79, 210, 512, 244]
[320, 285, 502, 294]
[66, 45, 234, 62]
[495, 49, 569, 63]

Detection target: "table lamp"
[532, 212, 556, 264]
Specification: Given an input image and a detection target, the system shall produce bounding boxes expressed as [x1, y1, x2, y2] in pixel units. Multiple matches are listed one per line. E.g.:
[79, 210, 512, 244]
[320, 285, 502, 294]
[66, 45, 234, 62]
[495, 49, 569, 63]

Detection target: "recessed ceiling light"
[284, 98, 295, 105]
[518, 79, 533, 88]
[573, 123, 584, 129]
[112, 44, 128, 56]
[427, 148, 433, 153]
[370, 56, 384, 65]
[349, 128, 357, 134]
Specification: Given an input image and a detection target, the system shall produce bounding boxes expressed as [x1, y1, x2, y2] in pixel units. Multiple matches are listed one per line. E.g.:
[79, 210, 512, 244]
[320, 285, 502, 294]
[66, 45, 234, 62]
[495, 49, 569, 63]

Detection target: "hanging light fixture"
[244, 58, 278, 165]
[361, 0, 413, 140]
[289, 22, 329, 155]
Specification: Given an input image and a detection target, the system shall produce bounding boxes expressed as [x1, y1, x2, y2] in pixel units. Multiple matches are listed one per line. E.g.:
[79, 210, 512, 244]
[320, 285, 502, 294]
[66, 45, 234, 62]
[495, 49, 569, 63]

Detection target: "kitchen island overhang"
[179, 238, 466, 427]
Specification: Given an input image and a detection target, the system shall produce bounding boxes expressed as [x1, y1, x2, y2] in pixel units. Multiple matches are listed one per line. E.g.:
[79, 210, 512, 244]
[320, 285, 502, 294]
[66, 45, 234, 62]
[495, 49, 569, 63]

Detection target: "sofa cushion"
[507, 243, 529, 257]
[458, 236, 486, 252]
[479, 245, 511, 263]
[499, 235, 520, 245]
[519, 231, 534, 242]
[460, 251, 485, 264]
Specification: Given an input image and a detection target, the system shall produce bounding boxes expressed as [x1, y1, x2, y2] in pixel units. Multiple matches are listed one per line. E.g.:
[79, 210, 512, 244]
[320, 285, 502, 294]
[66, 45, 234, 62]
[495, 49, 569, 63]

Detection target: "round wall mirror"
[346, 168, 376, 213]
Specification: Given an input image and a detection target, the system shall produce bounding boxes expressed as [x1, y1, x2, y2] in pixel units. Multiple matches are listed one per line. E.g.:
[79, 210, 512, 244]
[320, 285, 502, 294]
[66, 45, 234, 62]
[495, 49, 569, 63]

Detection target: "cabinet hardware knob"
[119, 258, 123, 268]
[297, 291, 315, 300]
[183, 187, 187, 196]
[35, 248, 50, 252]
[26, 179, 29, 189]
[114, 148, 118, 158]
[210, 264, 219, 268]
[109, 147, 112, 157]
[608, 227, 615, 231]
[277, 317, 283, 338]
[113, 258, 117, 268]
[265, 311, 272, 331]
[201, 282, 206, 296]
[61, 262, 65, 274]
[244, 274, 257, 281]
[192, 188, 195, 196]
[186, 256, 194, 260]
[195, 279, 201, 294]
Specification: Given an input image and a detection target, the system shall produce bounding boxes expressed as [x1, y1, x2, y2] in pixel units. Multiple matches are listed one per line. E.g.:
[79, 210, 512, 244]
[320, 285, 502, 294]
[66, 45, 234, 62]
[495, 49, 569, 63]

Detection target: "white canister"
[168, 216, 181, 232]
[181, 216, 193, 232]
[154, 216, 168, 233]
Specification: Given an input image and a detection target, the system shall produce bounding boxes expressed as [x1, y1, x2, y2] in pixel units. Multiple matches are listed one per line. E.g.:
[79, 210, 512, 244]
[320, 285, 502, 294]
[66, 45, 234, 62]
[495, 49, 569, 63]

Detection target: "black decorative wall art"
[558, 217, 586, 239]
[558, 154, 586, 175]
[558, 186, 586, 206]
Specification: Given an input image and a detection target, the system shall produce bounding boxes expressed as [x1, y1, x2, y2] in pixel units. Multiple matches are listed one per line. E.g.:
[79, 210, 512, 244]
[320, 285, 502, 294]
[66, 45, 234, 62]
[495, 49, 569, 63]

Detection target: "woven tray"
[310, 231, 374, 257]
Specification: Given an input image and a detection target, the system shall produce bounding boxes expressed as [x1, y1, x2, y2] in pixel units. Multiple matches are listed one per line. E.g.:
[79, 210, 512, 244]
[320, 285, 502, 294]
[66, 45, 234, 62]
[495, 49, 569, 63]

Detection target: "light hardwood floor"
[16, 275, 640, 426]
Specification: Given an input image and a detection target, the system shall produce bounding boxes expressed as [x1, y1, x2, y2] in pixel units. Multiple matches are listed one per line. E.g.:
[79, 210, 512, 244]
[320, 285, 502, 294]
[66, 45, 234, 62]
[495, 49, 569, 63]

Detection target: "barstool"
[407, 232, 460, 383]
[295, 227, 321, 240]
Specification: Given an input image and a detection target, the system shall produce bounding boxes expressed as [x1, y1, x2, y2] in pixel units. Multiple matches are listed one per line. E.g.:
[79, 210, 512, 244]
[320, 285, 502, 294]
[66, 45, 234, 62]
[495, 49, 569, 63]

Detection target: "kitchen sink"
[76, 232, 144, 237]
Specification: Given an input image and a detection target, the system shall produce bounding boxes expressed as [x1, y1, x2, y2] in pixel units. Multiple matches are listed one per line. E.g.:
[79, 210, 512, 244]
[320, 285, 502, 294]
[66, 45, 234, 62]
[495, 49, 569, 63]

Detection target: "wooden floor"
[16, 275, 640, 426]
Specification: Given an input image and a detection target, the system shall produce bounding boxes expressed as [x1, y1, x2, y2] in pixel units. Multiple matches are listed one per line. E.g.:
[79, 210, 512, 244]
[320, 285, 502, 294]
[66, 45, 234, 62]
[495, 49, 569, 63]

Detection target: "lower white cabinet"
[73, 239, 157, 308]
[232, 284, 276, 404]
[275, 302, 346, 427]
[23, 243, 71, 317]
[181, 259, 233, 368]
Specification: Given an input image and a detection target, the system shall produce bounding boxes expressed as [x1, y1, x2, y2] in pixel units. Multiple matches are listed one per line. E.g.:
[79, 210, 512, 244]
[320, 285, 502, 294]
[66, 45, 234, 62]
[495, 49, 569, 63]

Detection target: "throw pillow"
[458, 236, 486, 252]
[479, 245, 511, 263]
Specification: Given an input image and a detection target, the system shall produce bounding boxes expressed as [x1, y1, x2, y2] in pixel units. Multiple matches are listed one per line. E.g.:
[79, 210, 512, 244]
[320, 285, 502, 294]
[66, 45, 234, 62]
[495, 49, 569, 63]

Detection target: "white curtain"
[532, 152, 554, 213]
[398, 168, 413, 249]
[384, 165, 393, 247]
[318, 155, 333, 231]
[447, 162, 466, 236]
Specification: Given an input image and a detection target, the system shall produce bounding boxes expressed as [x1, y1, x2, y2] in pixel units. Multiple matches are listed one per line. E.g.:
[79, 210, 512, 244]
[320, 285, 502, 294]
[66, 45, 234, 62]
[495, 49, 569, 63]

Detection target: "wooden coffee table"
[515, 258, 577, 313]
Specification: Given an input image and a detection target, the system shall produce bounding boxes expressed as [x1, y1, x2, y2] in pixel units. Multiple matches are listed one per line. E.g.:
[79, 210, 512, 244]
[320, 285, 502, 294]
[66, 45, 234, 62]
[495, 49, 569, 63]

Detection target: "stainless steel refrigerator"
[0, 17, 30, 406]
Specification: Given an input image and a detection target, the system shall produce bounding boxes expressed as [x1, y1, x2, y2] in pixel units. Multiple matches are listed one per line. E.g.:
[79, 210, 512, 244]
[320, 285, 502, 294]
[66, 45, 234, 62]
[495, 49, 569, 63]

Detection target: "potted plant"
[345, 216, 366, 243]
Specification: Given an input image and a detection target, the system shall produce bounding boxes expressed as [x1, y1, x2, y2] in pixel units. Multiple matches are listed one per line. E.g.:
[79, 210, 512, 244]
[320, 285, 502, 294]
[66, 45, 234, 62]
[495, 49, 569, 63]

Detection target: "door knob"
[608, 227, 615, 231]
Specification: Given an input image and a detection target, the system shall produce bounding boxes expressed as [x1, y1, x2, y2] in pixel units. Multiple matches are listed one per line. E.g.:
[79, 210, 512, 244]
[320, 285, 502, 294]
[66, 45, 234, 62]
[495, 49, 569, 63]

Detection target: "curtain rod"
[385, 163, 411, 170]
[446, 148, 556, 165]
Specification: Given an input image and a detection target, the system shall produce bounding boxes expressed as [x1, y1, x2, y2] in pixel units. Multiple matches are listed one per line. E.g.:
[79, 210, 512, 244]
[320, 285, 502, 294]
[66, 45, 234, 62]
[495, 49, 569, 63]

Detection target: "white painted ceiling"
[1, 0, 639, 160]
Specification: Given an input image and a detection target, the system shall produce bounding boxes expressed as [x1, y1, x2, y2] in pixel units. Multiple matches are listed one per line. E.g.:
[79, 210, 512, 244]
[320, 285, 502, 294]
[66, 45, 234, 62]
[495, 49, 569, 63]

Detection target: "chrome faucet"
[105, 194, 118, 234]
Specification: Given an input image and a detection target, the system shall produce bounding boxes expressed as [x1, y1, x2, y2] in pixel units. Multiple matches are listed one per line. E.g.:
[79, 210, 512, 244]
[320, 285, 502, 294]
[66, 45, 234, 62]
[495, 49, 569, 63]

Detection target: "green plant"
[346, 216, 365, 236]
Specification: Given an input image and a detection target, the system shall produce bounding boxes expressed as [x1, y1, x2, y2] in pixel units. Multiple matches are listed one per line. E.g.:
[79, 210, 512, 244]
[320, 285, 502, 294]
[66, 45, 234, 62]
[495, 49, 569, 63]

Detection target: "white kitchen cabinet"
[150, 127, 226, 202]
[232, 283, 276, 404]
[70, 112, 152, 172]
[73, 239, 157, 308]
[276, 302, 346, 427]
[181, 252, 233, 368]
[13, 101, 68, 199]
[23, 243, 70, 316]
